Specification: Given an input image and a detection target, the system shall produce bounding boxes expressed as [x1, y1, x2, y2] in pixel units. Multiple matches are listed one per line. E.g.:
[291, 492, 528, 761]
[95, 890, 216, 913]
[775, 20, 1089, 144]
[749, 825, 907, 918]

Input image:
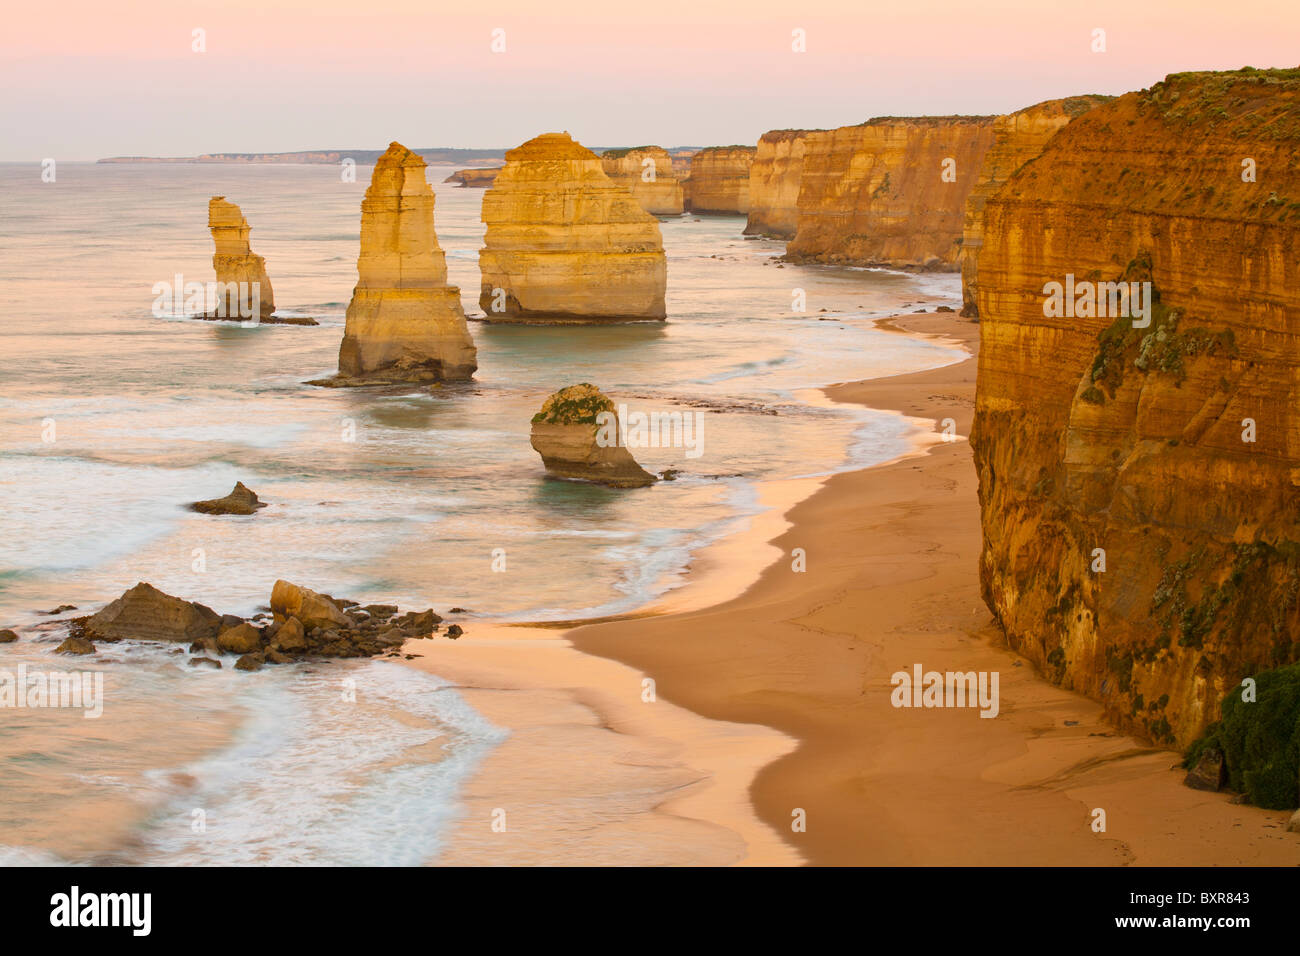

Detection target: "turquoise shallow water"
[0, 161, 963, 863]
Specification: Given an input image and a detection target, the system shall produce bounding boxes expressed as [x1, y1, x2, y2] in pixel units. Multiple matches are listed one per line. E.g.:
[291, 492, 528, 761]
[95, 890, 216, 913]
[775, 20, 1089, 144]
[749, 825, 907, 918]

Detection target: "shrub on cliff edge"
[1186, 662, 1300, 809]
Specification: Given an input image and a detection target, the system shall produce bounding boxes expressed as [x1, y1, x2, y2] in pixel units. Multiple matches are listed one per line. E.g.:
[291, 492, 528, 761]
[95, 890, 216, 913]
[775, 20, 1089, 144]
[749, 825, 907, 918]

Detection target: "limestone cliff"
[744, 130, 819, 238]
[600, 147, 684, 215]
[479, 132, 667, 322]
[332, 142, 477, 384]
[959, 96, 1111, 316]
[207, 197, 275, 319]
[529, 384, 656, 487]
[684, 146, 755, 214]
[971, 69, 1300, 747]
[785, 116, 996, 270]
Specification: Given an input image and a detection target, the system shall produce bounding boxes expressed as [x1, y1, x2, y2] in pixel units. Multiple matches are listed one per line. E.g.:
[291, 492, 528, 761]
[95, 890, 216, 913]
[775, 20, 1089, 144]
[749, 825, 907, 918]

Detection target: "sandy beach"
[408, 310, 1299, 866]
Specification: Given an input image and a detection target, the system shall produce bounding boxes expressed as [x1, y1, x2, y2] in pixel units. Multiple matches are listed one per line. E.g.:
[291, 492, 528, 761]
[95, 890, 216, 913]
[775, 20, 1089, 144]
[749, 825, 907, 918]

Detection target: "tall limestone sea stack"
[479, 132, 667, 323]
[206, 197, 276, 321]
[971, 69, 1300, 748]
[744, 130, 819, 238]
[684, 146, 755, 214]
[329, 142, 477, 384]
[600, 147, 684, 215]
[959, 96, 1110, 316]
[785, 116, 996, 270]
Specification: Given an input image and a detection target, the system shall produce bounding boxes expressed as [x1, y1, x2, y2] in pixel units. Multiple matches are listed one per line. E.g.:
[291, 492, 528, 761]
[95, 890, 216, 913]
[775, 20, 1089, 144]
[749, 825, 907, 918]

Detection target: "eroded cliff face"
[336, 142, 477, 383]
[601, 147, 684, 216]
[785, 116, 996, 270]
[684, 146, 755, 214]
[479, 132, 667, 322]
[744, 130, 819, 238]
[208, 197, 275, 318]
[959, 96, 1110, 316]
[971, 69, 1300, 747]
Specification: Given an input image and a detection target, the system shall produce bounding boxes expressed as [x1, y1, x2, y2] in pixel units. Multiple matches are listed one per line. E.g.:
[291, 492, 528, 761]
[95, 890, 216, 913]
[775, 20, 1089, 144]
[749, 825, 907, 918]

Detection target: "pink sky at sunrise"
[2, 0, 1297, 160]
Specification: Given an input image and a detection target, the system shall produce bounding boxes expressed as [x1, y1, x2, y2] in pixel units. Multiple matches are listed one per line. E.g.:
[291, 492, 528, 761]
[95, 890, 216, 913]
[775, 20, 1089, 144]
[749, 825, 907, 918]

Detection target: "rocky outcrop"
[959, 96, 1110, 316]
[65, 581, 459, 665]
[530, 384, 656, 487]
[328, 142, 477, 384]
[600, 147, 684, 215]
[684, 146, 755, 214]
[0, 629, 18, 643]
[82, 582, 222, 643]
[970, 69, 1300, 748]
[444, 168, 500, 188]
[190, 481, 267, 515]
[479, 133, 667, 322]
[785, 116, 996, 270]
[744, 130, 820, 238]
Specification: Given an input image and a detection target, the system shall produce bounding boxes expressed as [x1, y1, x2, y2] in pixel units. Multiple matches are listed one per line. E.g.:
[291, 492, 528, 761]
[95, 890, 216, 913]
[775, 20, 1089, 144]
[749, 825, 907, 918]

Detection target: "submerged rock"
[216, 622, 263, 655]
[190, 481, 268, 516]
[529, 384, 656, 488]
[0, 629, 17, 643]
[55, 636, 96, 655]
[83, 582, 222, 644]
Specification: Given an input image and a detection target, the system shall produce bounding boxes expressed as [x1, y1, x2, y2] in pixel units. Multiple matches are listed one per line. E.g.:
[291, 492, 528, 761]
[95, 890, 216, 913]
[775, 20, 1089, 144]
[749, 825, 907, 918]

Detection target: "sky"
[2, 0, 1298, 160]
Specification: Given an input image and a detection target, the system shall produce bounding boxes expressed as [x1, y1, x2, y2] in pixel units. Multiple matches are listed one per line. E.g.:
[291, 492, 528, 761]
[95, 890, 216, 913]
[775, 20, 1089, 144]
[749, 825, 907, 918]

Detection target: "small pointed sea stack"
[600, 147, 684, 215]
[208, 197, 275, 320]
[530, 384, 656, 488]
[479, 133, 667, 323]
[335, 142, 477, 384]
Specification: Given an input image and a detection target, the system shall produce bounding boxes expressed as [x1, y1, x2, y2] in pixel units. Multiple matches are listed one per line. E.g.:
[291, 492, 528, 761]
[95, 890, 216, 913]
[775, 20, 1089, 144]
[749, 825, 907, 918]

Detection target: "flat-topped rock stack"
[744, 130, 820, 238]
[325, 142, 477, 385]
[684, 146, 755, 214]
[600, 147, 684, 215]
[479, 132, 667, 323]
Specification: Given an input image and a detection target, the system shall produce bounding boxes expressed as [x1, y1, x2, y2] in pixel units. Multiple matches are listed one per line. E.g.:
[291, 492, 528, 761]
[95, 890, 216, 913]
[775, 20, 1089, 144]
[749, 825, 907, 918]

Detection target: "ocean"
[0, 160, 963, 863]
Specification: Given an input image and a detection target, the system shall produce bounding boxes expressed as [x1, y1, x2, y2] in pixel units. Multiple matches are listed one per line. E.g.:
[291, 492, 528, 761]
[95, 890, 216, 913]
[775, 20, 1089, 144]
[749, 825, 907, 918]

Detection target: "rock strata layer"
[479, 133, 667, 322]
[744, 130, 819, 238]
[329, 142, 477, 384]
[959, 96, 1110, 315]
[684, 146, 755, 214]
[529, 384, 656, 487]
[785, 116, 996, 270]
[600, 147, 684, 215]
[970, 69, 1300, 747]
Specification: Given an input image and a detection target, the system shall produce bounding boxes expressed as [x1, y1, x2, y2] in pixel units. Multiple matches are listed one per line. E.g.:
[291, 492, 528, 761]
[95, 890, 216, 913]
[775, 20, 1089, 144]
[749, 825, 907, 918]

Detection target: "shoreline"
[559, 311, 1298, 865]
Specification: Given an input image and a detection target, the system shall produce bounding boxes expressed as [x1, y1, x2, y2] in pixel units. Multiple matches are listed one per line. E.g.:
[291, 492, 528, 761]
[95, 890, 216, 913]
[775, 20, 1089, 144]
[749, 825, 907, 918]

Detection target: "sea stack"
[684, 146, 755, 213]
[479, 132, 667, 322]
[785, 116, 997, 270]
[600, 147, 684, 215]
[529, 384, 656, 488]
[959, 95, 1110, 315]
[443, 168, 500, 188]
[971, 69, 1300, 746]
[207, 197, 275, 321]
[744, 130, 820, 239]
[332, 142, 477, 384]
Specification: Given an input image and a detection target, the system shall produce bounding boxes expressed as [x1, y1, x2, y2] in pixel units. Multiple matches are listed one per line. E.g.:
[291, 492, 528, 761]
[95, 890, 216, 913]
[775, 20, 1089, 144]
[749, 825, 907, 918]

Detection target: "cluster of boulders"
[55, 580, 462, 670]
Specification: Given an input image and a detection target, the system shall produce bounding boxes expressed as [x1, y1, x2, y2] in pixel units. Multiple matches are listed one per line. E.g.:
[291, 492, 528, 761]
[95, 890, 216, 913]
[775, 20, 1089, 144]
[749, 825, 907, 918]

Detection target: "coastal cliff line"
[971, 68, 1300, 747]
